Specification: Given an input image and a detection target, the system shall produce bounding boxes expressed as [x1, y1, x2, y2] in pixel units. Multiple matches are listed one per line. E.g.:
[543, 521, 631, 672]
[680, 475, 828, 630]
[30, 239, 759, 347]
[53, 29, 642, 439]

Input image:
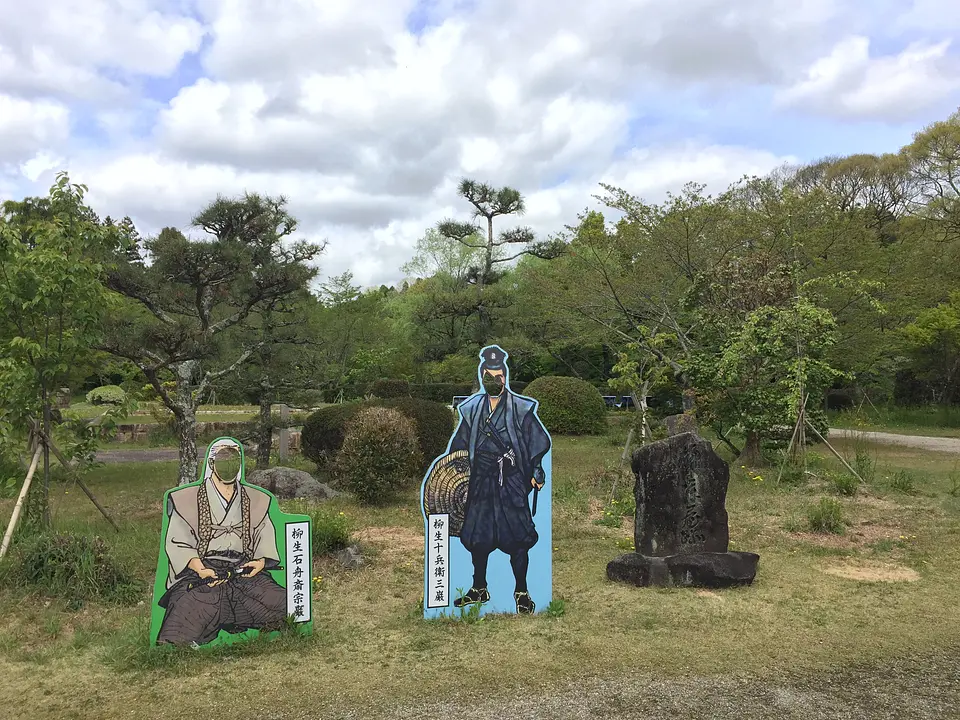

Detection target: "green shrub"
[891, 470, 916, 494]
[524, 375, 606, 435]
[853, 444, 877, 484]
[831, 472, 859, 497]
[301, 397, 453, 471]
[301, 402, 364, 465]
[806, 498, 845, 534]
[334, 407, 423, 505]
[287, 502, 352, 554]
[85, 385, 127, 406]
[2, 532, 142, 609]
[377, 396, 455, 470]
[369, 378, 411, 399]
[311, 508, 351, 554]
[777, 463, 807, 486]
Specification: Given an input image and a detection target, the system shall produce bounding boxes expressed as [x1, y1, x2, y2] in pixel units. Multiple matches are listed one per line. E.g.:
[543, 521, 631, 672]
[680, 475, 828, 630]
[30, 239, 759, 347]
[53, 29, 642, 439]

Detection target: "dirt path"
[828, 428, 960, 454]
[273, 649, 959, 720]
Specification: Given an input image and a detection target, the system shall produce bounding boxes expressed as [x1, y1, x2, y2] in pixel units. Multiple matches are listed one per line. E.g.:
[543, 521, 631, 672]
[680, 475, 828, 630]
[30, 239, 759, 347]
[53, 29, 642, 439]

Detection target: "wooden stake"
[805, 419, 865, 483]
[776, 415, 802, 486]
[609, 426, 635, 505]
[0, 445, 43, 560]
[41, 432, 121, 533]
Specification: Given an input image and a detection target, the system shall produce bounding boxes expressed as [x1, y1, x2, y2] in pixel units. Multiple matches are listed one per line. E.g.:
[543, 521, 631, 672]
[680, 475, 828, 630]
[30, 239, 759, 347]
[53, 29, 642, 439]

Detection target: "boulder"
[247, 466, 339, 500]
[607, 432, 758, 589]
[335, 544, 364, 570]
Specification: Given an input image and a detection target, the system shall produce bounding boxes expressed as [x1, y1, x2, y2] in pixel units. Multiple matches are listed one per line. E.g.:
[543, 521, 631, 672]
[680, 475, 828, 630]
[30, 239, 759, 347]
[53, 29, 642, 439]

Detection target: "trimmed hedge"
[85, 385, 126, 406]
[301, 396, 454, 471]
[301, 402, 365, 466]
[410, 382, 473, 404]
[369, 378, 411, 399]
[409, 381, 530, 404]
[524, 375, 607, 435]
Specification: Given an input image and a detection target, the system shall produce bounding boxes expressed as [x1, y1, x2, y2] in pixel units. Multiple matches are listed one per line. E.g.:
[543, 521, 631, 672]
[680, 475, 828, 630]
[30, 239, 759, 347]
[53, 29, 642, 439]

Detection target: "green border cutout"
[149, 437, 312, 648]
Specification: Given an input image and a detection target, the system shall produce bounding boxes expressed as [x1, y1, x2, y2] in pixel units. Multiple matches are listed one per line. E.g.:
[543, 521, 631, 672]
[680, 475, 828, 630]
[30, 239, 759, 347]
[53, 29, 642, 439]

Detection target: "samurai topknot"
[479, 345, 508, 373]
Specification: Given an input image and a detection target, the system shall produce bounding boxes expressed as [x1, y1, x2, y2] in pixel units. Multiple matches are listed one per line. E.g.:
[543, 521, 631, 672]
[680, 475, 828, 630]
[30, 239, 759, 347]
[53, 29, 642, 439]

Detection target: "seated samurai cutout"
[155, 439, 286, 646]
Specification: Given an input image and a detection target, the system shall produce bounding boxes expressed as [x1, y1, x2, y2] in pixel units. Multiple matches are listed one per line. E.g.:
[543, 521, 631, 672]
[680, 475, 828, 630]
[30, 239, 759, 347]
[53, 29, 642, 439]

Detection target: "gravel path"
[828, 428, 960, 454]
[267, 648, 960, 720]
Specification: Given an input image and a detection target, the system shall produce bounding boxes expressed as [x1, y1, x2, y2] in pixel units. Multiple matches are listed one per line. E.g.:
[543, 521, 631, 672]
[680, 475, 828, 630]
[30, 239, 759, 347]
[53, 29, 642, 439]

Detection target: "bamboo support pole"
[0, 445, 43, 560]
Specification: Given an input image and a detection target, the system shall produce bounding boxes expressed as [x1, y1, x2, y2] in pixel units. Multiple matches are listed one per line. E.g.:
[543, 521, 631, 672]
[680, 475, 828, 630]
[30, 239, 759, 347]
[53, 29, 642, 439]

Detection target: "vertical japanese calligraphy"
[426, 513, 449, 609]
[286, 521, 312, 622]
[420, 346, 553, 619]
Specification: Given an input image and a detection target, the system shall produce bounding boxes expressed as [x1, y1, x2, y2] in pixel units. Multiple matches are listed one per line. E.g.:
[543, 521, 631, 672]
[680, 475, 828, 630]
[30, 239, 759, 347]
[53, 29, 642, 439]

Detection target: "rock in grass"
[247, 466, 339, 500]
[335, 544, 364, 570]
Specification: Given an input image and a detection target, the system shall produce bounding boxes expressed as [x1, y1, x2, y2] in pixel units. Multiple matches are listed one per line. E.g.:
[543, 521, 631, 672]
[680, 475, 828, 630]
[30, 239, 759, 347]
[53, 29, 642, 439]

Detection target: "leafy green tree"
[309, 274, 414, 397]
[904, 108, 960, 244]
[0, 173, 127, 522]
[396, 228, 486, 361]
[899, 292, 960, 404]
[686, 253, 843, 463]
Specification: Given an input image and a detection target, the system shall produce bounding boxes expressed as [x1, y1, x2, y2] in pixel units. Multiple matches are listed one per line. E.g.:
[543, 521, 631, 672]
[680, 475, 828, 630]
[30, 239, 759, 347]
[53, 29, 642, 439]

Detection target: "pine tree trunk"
[474, 215, 495, 347]
[174, 360, 200, 486]
[256, 393, 273, 469]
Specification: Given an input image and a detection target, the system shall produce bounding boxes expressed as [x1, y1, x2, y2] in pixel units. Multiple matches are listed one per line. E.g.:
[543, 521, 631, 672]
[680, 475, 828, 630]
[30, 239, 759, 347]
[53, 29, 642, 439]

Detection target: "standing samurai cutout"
[150, 437, 312, 647]
[422, 345, 552, 616]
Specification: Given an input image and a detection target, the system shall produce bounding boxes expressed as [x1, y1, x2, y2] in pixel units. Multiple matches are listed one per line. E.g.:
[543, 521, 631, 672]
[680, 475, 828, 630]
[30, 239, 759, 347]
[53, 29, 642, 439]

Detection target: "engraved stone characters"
[607, 432, 759, 588]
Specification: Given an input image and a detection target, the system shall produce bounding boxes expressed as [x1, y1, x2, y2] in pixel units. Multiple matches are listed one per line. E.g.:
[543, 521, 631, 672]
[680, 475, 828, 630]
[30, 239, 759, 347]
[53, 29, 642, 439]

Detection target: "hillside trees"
[437, 179, 565, 345]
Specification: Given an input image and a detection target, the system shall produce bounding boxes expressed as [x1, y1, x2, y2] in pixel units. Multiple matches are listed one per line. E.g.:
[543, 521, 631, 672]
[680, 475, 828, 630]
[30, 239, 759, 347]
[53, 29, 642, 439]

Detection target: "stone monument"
[607, 432, 758, 588]
[663, 412, 699, 437]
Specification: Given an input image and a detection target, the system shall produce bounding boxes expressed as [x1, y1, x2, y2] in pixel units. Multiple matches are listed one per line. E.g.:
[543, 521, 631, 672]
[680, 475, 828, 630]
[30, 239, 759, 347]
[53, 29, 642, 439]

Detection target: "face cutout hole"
[211, 444, 242, 484]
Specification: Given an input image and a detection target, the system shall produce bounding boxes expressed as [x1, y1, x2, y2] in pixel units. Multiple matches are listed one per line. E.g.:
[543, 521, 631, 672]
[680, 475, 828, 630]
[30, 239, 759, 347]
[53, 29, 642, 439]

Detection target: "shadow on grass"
[102, 612, 322, 676]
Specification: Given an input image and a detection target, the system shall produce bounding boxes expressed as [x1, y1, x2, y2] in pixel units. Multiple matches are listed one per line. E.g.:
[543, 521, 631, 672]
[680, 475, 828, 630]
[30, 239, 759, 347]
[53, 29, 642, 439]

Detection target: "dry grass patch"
[823, 560, 921, 583]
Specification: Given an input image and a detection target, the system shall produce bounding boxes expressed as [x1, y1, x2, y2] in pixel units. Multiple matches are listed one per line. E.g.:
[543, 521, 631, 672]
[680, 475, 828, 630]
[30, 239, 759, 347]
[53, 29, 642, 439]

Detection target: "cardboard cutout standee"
[150, 437, 312, 647]
[421, 346, 553, 618]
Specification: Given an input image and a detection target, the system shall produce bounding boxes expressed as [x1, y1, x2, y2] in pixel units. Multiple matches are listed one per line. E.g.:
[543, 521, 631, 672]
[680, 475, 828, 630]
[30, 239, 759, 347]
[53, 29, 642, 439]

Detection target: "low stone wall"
[108, 422, 302, 450]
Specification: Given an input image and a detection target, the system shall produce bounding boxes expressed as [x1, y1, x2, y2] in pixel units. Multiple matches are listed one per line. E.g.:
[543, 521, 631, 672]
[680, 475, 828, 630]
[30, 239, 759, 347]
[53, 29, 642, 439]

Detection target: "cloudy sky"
[2, 0, 959, 288]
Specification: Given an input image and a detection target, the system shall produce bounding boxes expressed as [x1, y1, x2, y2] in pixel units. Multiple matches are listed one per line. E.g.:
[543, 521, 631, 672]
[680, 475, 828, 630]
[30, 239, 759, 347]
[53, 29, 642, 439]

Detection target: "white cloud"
[0, 1, 203, 103]
[776, 35, 960, 120]
[0, 94, 69, 166]
[0, 0, 958, 289]
[20, 151, 64, 183]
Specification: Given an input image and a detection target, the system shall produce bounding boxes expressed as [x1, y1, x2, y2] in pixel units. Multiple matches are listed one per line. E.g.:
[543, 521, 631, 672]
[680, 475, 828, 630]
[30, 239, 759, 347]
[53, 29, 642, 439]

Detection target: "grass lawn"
[829, 406, 960, 438]
[63, 402, 267, 425]
[0, 433, 958, 719]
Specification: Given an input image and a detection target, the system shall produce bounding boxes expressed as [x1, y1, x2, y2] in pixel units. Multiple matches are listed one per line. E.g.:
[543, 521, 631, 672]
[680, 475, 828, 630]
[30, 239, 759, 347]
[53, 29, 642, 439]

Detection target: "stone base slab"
[607, 551, 759, 588]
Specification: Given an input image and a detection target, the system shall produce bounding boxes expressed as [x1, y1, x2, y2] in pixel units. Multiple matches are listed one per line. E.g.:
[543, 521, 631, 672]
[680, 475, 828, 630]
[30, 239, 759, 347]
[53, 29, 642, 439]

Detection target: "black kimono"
[450, 390, 551, 554]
